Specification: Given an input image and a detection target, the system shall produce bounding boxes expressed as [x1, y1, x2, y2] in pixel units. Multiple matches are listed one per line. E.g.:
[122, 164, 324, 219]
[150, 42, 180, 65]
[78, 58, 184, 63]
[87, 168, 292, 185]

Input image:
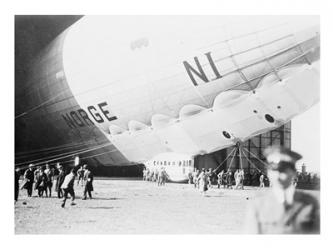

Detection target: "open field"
[15, 179, 319, 234]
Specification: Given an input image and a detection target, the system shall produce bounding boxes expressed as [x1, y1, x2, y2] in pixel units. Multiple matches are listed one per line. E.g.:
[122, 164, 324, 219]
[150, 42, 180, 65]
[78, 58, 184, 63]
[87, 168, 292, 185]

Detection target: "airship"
[15, 16, 320, 182]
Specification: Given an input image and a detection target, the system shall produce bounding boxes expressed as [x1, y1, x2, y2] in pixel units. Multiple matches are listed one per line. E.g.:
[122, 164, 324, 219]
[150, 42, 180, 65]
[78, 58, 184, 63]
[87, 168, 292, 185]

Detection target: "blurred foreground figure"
[244, 146, 320, 234]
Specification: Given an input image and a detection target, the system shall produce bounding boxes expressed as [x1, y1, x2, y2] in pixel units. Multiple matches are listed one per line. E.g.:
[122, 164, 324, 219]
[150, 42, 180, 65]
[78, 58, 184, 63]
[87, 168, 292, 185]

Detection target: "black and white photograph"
[13, 14, 321, 235]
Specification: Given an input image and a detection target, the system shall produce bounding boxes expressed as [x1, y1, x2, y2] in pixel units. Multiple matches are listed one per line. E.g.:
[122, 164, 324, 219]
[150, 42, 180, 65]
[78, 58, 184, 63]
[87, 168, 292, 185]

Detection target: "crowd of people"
[142, 167, 168, 186]
[15, 163, 94, 208]
[141, 165, 270, 197]
[186, 168, 267, 196]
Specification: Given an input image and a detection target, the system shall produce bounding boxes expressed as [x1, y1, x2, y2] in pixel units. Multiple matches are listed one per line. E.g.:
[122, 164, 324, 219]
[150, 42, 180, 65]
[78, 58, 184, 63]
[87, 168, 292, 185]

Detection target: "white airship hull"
[15, 16, 320, 181]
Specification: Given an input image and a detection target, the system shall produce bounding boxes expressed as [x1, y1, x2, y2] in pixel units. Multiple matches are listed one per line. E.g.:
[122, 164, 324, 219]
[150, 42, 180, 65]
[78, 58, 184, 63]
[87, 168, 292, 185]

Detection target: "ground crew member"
[154, 169, 158, 182]
[222, 171, 228, 188]
[217, 170, 224, 189]
[259, 173, 265, 188]
[157, 168, 163, 186]
[234, 169, 239, 189]
[207, 168, 212, 188]
[162, 167, 168, 185]
[44, 164, 53, 197]
[149, 169, 154, 182]
[146, 169, 150, 181]
[199, 169, 209, 196]
[226, 170, 233, 189]
[22, 164, 34, 197]
[77, 166, 85, 186]
[193, 169, 199, 189]
[33, 166, 40, 191]
[239, 169, 244, 189]
[187, 171, 193, 184]
[33, 166, 41, 193]
[235, 169, 244, 190]
[244, 145, 320, 234]
[15, 168, 20, 202]
[56, 164, 65, 198]
[143, 168, 147, 181]
[82, 165, 94, 200]
[36, 166, 48, 197]
[61, 168, 76, 208]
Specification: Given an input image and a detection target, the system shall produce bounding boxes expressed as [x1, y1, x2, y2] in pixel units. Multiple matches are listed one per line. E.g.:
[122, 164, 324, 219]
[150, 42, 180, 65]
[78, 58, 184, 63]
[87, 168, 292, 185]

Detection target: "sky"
[292, 103, 320, 173]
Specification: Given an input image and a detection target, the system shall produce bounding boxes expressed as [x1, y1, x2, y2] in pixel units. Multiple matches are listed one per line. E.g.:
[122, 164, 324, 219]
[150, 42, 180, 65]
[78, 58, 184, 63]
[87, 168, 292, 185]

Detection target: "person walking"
[226, 170, 233, 189]
[15, 168, 20, 202]
[44, 164, 53, 197]
[35, 166, 47, 197]
[187, 171, 193, 185]
[82, 165, 94, 200]
[61, 168, 76, 208]
[157, 168, 163, 186]
[217, 170, 224, 189]
[234, 169, 239, 189]
[143, 168, 147, 181]
[56, 164, 65, 198]
[235, 169, 244, 190]
[259, 173, 265, 188]
[239, 169, 244, 189]
[161, 167, 168, 185]
[21, 164, 34, 197]
[222, 171, 228, 188]
[193, 169, 199, 189]
[77, 166, 85, 186]
[199, 169, 209, 196]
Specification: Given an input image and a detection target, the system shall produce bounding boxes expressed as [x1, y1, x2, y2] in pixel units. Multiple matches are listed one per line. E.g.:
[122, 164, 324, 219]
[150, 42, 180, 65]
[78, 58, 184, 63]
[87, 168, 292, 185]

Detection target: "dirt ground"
[14, 179, 319, 234]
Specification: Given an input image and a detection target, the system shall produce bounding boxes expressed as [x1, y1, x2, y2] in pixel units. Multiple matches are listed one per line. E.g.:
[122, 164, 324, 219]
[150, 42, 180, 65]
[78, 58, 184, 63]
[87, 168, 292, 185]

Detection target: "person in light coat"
[61, 169, 76, 208]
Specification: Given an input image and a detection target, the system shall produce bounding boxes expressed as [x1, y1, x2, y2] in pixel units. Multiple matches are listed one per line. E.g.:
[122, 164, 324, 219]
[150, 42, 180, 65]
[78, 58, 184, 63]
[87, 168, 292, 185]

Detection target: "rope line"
[15, 142, 112, 168]
[15, 140, 98, 158]
[238, 145, 243, 170]
[243, 147, 269, 168]
[213, 146, 237, 173]
[226, 148, 237, 172]
[240, 147, 263, 173]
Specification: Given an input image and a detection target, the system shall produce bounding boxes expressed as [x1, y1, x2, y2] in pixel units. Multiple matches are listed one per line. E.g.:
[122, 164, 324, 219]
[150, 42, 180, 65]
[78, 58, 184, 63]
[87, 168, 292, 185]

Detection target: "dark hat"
[264, 145, 302, 172]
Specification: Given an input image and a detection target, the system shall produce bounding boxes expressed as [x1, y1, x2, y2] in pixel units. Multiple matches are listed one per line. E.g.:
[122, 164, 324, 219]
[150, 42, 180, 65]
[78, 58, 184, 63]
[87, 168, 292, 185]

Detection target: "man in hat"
[36, 165, 48, 197]
[82, 165, 94, 200]
[259, 172, 265, 188]
[244, 145, 320, 234]
[21, 164, 34, 197]
[226, 170, 233, 189]
[44, 163, 53, 197]
[55, 163, 65, 198]
[77, 165, 85, 186]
